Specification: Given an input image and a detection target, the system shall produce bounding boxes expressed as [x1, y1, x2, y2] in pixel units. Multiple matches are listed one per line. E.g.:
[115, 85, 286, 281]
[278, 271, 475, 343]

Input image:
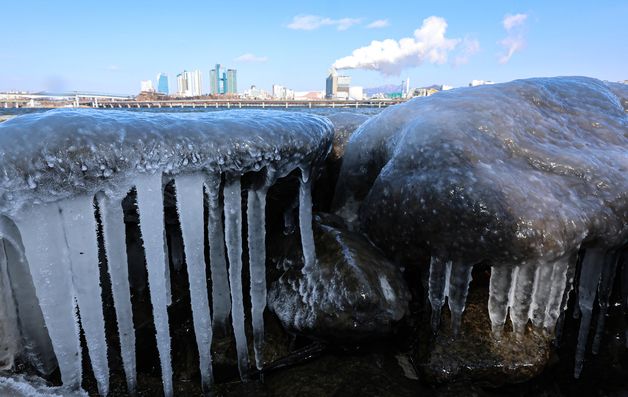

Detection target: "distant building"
[469, 80, 495, 87]
[326, 68, 351, 99]
[156, 73, 169, 94]
[210, 64, 237, 95]
[226, 69, 237, 94]
[402, 78, 411, 98]
[441, 84, 454, 91]
[272, 84, 295, 100]
[140, 80, 154, 92]
[242, 85, 270, 99]
[176, 70, 202, 97]
[349, 86, 364, 100]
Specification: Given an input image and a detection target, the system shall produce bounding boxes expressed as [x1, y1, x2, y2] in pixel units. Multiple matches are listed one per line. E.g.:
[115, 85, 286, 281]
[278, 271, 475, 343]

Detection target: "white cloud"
[499, 13, 528, 64]
[367, 19, 389, 29]
[287, 15, 361, 31]
[503, 13, 528, 31]
[106, 65, 120, 71]
[332, 16, 471, 75]
[235, 53, 269, 63]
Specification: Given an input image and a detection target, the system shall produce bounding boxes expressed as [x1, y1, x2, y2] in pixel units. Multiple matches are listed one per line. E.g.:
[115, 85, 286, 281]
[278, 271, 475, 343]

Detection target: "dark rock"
[334, 77, 628, 266]
[268, 213, 410, 340]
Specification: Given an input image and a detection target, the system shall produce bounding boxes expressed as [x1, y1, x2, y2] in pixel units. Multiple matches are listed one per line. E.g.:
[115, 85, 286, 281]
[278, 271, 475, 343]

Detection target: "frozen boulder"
[333, 77, 627, 375]
[268, 214, 410, 340]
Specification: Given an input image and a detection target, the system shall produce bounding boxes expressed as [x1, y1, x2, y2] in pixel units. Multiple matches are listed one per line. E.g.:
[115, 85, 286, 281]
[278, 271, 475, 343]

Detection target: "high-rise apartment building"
[156, 73, 169, 94]
[226, 69, 237, 94]
[177, 70, 202, 97]
[210, 64, 222, 95]
[140, 80, 154, 92]
[210, 64, 237, 95]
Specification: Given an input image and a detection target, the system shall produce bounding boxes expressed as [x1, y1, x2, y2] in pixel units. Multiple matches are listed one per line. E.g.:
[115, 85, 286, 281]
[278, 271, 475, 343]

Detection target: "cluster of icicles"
[0, 168, 317, 396]
[427, 247, 625, 377]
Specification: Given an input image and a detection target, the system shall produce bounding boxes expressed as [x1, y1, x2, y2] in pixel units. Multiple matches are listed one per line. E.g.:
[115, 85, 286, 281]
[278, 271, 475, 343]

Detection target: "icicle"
[0, 217, 56, 375]
[574, 247, 604, 378]
[174, 175, 214, 393]
[247, 185, 268, 370]
[0, 241, 20, 370]
[16, 204, 82, 391]
[554, 253, 578, 345]
[447, 262, 473, 336]
[223, 176, 250, 379]
[58, 197, 109, 396]
[428, 255, 450, 332]
[298, 167, 316, 271]
[509, 263, 537, 336]
[488, 265, 514, 336]
[529, 262, 553, 329]
[135, 173, 173, 397]
[543, 256, 570, 333]
[97, 194, 137, 394]
[205, 173, 231, 329]
[591, 251, 619, 355]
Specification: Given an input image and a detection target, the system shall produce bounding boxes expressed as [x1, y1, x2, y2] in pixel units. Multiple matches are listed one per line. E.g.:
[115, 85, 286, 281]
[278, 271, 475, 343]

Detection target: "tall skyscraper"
[210, 64, 222, 95]
[226, 69, 237, 94]
[156, 73, 169, 94]
[189, 70, 202, 96]
[177, 70, 202, 97]
[326, 69, 338, 98]
[210, 64, 237, 95]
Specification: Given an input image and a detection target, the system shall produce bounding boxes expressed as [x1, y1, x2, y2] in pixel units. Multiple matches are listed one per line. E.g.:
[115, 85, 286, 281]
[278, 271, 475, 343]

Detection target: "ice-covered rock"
[268, 214, 410, 340]
[333, 77, 627, 374]
[0, 109, 334, 395]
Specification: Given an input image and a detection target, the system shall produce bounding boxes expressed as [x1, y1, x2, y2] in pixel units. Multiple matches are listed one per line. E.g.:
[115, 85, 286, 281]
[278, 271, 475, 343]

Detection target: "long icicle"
[223, 176, 250, 379]
[488, 264, 514, 337]
[247, 185, 268, 370]
[59, 196, 109, 396]
[135, 173, 173, 396]
[428, 255, 450, 332]
[298, 167, 316, 272]
[175, 175, 214, 393]
[543, 255, 570, 333]
[447, 261, 473, 336]
[574, 247, 604, 378]
[16, 204, 83, 391]
[98, 194, 137, 394]
[529, 262, 553, 329]
[0, 217, 57, 375]
[205, 173, 231, 329]
[510, 262, 537, 336]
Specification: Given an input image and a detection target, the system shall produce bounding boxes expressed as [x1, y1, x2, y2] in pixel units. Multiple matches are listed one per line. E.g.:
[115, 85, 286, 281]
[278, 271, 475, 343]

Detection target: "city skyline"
[1, 0, 626, 95]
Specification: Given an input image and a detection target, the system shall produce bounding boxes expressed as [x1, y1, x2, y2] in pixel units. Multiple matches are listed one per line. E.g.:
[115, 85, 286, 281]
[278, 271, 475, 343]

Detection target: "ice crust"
[0, 109, 333, 394]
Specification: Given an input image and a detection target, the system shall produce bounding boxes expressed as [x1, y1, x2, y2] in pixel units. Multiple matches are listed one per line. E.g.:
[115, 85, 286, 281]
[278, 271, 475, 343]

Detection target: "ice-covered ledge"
[0, 109, 334, 396]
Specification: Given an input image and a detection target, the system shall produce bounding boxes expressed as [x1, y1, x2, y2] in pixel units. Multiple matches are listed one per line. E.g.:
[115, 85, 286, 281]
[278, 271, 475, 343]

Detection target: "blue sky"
[0, 0, 626, 95]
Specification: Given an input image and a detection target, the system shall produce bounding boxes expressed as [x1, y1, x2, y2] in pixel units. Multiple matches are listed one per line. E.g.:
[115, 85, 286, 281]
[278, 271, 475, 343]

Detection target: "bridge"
[1, 95, 405, 109]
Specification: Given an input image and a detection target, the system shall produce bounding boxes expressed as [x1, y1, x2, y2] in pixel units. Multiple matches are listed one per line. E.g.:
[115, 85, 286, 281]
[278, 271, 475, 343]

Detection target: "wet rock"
[418, 271, 551, 385]
[268, 213, 410, 340]
[313, 112, 370, 211]
[334, 77, 628, 265]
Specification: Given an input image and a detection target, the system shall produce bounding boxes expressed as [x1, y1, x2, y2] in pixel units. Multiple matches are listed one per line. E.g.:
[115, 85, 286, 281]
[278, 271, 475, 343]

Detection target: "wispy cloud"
[333, 16, 476, 75]
[499, 13, 528, 64]
[287, 15, 361, 31]
[106, 65, 120, 71]
[453, 37, 480, 66]
[235, 53, 269, 63]
[366, 19, 389, 29]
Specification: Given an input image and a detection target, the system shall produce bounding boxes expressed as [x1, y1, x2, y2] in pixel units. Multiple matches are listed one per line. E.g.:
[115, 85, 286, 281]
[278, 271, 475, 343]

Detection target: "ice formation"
[0, 109, 333, 395]
[333, 77, 628, 376]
